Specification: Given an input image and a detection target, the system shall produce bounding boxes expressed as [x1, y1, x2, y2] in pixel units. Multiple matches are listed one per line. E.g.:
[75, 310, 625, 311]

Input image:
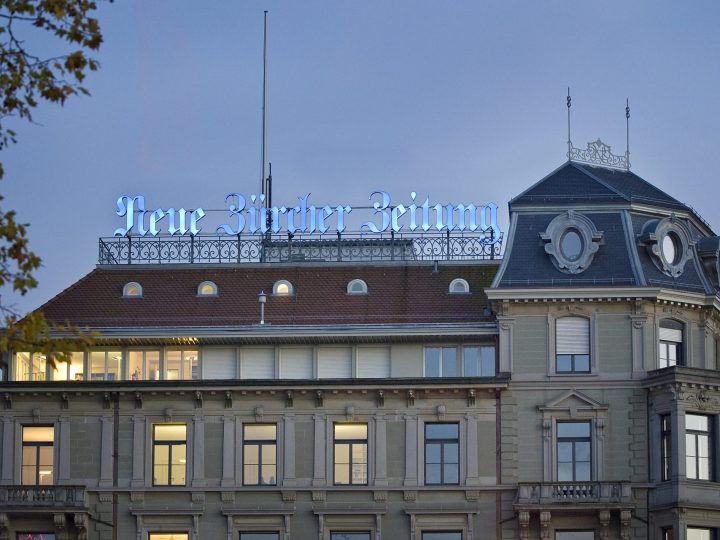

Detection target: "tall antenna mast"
[566, 87, 572, 158]
[260, 10, 269, 198]
[625, 98, 631, 171]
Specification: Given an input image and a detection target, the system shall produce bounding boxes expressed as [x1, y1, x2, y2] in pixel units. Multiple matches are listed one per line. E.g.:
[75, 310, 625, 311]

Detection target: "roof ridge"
[571, 162, 631, 202]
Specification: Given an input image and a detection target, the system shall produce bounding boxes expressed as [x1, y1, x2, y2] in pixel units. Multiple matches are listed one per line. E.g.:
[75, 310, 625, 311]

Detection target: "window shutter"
[242, 348, 275, 379]
[556, 317, 590, 355]
[280, 347, 313, 379]
[202, 348, 236, 379]
[317, 347, 352, 379]
[357, 347, 391, 378]
[659, 327, 683, 342]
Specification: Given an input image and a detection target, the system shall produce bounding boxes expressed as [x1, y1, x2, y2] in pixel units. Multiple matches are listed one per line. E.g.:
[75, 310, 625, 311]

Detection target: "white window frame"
[272, 280, 294, 296]
[448, 278, 470, 294]
[197, 280, 219, 297]
[547, 312, 597, 376]
[123, 281, 143, 297]
[347, 279, 368, 295]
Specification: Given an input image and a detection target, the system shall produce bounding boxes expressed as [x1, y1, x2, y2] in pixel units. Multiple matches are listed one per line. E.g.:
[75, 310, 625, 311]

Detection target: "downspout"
[496, 388, 502, 540]
[113, 393, 119, 540]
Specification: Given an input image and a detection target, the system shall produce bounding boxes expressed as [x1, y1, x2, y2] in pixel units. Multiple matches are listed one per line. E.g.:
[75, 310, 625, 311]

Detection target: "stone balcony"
[0, 485, 87, 508]
[515, 482, 634, 509]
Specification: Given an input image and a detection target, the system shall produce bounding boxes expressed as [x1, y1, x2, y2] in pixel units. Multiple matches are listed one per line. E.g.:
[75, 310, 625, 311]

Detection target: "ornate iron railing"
[0, 485, 86, 507]
[516, 482, 633, 505]
[99, 230, 502, 265]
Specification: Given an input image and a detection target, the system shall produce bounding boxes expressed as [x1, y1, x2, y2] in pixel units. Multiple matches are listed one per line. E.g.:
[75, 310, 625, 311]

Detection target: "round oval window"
[662, 233, 680, 265]
[560, 229, 583, 261]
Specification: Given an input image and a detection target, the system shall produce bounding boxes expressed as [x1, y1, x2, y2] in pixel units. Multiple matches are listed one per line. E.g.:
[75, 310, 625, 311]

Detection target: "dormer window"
[347, 279, 368, 295]
[273, 280, 294, 296]
[123, 282, 143, 297]
[197, 281, 218, 297]
[449, 278, 470, 294]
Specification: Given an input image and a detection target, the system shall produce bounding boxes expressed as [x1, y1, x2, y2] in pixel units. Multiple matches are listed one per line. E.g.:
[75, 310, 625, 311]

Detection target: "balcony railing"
[0, 485, 86, 508]
[516, 482, 633, 506]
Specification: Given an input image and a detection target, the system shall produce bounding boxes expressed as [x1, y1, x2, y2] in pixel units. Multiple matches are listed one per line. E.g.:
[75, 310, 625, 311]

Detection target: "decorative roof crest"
[565, 88, 631, 171]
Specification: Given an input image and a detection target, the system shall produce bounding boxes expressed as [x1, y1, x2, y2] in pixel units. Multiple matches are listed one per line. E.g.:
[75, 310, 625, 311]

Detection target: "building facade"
[1, 149, 720, 539]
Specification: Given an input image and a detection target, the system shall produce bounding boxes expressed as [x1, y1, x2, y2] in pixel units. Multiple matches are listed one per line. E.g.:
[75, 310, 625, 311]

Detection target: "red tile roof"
[39, 263, 499, 328]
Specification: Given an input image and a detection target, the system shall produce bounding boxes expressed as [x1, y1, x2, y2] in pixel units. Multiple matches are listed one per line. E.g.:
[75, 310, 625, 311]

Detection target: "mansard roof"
[510, 161, 688, 212]
[38, 262, 499, 329]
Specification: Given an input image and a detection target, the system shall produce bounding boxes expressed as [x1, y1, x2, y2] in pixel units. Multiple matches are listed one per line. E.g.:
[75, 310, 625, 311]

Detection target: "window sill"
[547, 372, 599, 378]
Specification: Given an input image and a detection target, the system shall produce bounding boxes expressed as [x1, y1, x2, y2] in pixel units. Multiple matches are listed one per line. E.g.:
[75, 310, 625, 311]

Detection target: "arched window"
[347, 279, 368, 295]
[273, 280, 294, 296]
[123, 282, 143, 297]
[449, 278, 470, 294]
[197, 281, 218, 296]
[555, 316, 590, 373]
[659, 319, 684, 368]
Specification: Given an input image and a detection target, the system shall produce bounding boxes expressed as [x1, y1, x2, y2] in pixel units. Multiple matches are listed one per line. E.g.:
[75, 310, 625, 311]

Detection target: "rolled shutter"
[556, 317, 590, 355]
[317, 347, 352, 379]
[202, 348, 236, 379]
[242, 348, 275, 379]
[357, 347, 391, 378]
[659, 327, 683, 342]
[280, 347, 313, 379]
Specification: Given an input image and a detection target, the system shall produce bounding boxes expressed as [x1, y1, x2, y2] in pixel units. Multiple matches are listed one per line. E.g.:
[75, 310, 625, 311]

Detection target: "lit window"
[686, 414, 712, 480]
[165, 350, 199, 380]
[52, 352, 84, 381]
[197, 280, 218, 296]
[243, 424, 277, 486]
[449, 278, 470, 294]
[334, 424, 368, 485]
[557, 422, 591, 481]
[128, 350, 160, 381]
[659, 319, 683, 368]
[425, 423, 459, 485]
[153, 424, 187, 486]
[556, 317, 590, 373]
[347, 279, 368, 295]
[123, 281, 143, 297]
[14, 352, 47, 382]
[22, 426, 54, 485]
[661, 415, 672, 481]
[687, 528, 716, 540]
[16, 534, 57, 540]
[273, 280, 294, 296]
[425, 347, 457, 377]
[462, 345, 496, 376]
[90, 351, 122, 381]
[331, 534, 371, 540]
[148, 534, 189, 540]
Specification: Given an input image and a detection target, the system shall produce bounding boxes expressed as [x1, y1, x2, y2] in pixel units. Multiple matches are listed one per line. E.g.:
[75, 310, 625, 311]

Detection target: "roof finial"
[625, 98, 631, 171]
[567, 87, 572, 158]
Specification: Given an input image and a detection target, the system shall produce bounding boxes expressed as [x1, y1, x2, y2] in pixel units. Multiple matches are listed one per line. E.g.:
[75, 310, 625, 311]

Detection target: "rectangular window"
[556, 317, 590, 373]
[557, 421, 591, 481]
[334, 423, 368, 485]
[555, 534, 595, 540]
[14, 353, 47, 381]
[659, 321, 683, 368]
[462, 345, 496, 376]
[686, 414, 712, 480]
[662, 528, 674, 540]
[687, 528, 716, 540]
[239, 534, 279, 540]
[425, 423, 459, 485]
[52, 352, 84, 381]
[243, 424, 277, 486]
[165, 350, 199, 380]
[17, 535, 57, 540]
[330, 534, 371, 540]
[148, 535, 189, 540]
[21, 426, 54, 485]
[425, 347, 457, 377]
[661, 415, 672, 481]
[90, 351, 122, 381]
[128, 350, 160, 381]
[421, 533, 462, 540]
[153, 424, 187, 486]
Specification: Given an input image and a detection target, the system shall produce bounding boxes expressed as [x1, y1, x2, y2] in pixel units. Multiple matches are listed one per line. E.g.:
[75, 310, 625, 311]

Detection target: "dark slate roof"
[495, 212, 637, 288]
[38, 263, 499, 328]
[510, 162, 689, 212]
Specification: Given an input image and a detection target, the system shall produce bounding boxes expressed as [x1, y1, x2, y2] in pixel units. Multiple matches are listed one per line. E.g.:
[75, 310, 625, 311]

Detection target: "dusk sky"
[4, 1, 720, 315]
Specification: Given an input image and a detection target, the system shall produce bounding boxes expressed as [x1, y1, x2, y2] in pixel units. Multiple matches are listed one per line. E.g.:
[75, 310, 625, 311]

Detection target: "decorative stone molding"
[134, 391, 143, 409]
[254, 406, 265, 421]
[191, 491, 205, 504]
[74, 513, 88, 540]
[281, 490, 296, 503]
[598, 510, 610, 540]
[640, 215, 694, 277]
[54, 514, 68, 540]
[436, 404, 446, 420]
[315, 390, 324, 407]
[620, 509, 632, 540]
[345, 405, 355, 420]
[376, 390, 385, 408]
[0, 513, 8, 540]
[225, 390, 233, 408]
[3, 393, 11, 409]
[682, 388, 719, 411]
[373, 491, 387, 502]
[407, 389, 415, 407]
[130, 491, 144, 503]
[540, 211, 603, 274]
[312, 490, 326, 502]
[403, 490, 417, 502]
[465, 490, 480, 501]
[285, 390, 293, 408]
[98, 492, 112, 503]
[221, 491, 235, 503]
[194, 390, 203, 408]
[467, 389, 476, 407]
[61, 392, 70, 410]
[163, 407, 173, 422]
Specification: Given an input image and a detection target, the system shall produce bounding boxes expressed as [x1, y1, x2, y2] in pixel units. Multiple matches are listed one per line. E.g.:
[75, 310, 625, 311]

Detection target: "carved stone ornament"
[639, 216, 694, 278]
[540, 211, 603, 274]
